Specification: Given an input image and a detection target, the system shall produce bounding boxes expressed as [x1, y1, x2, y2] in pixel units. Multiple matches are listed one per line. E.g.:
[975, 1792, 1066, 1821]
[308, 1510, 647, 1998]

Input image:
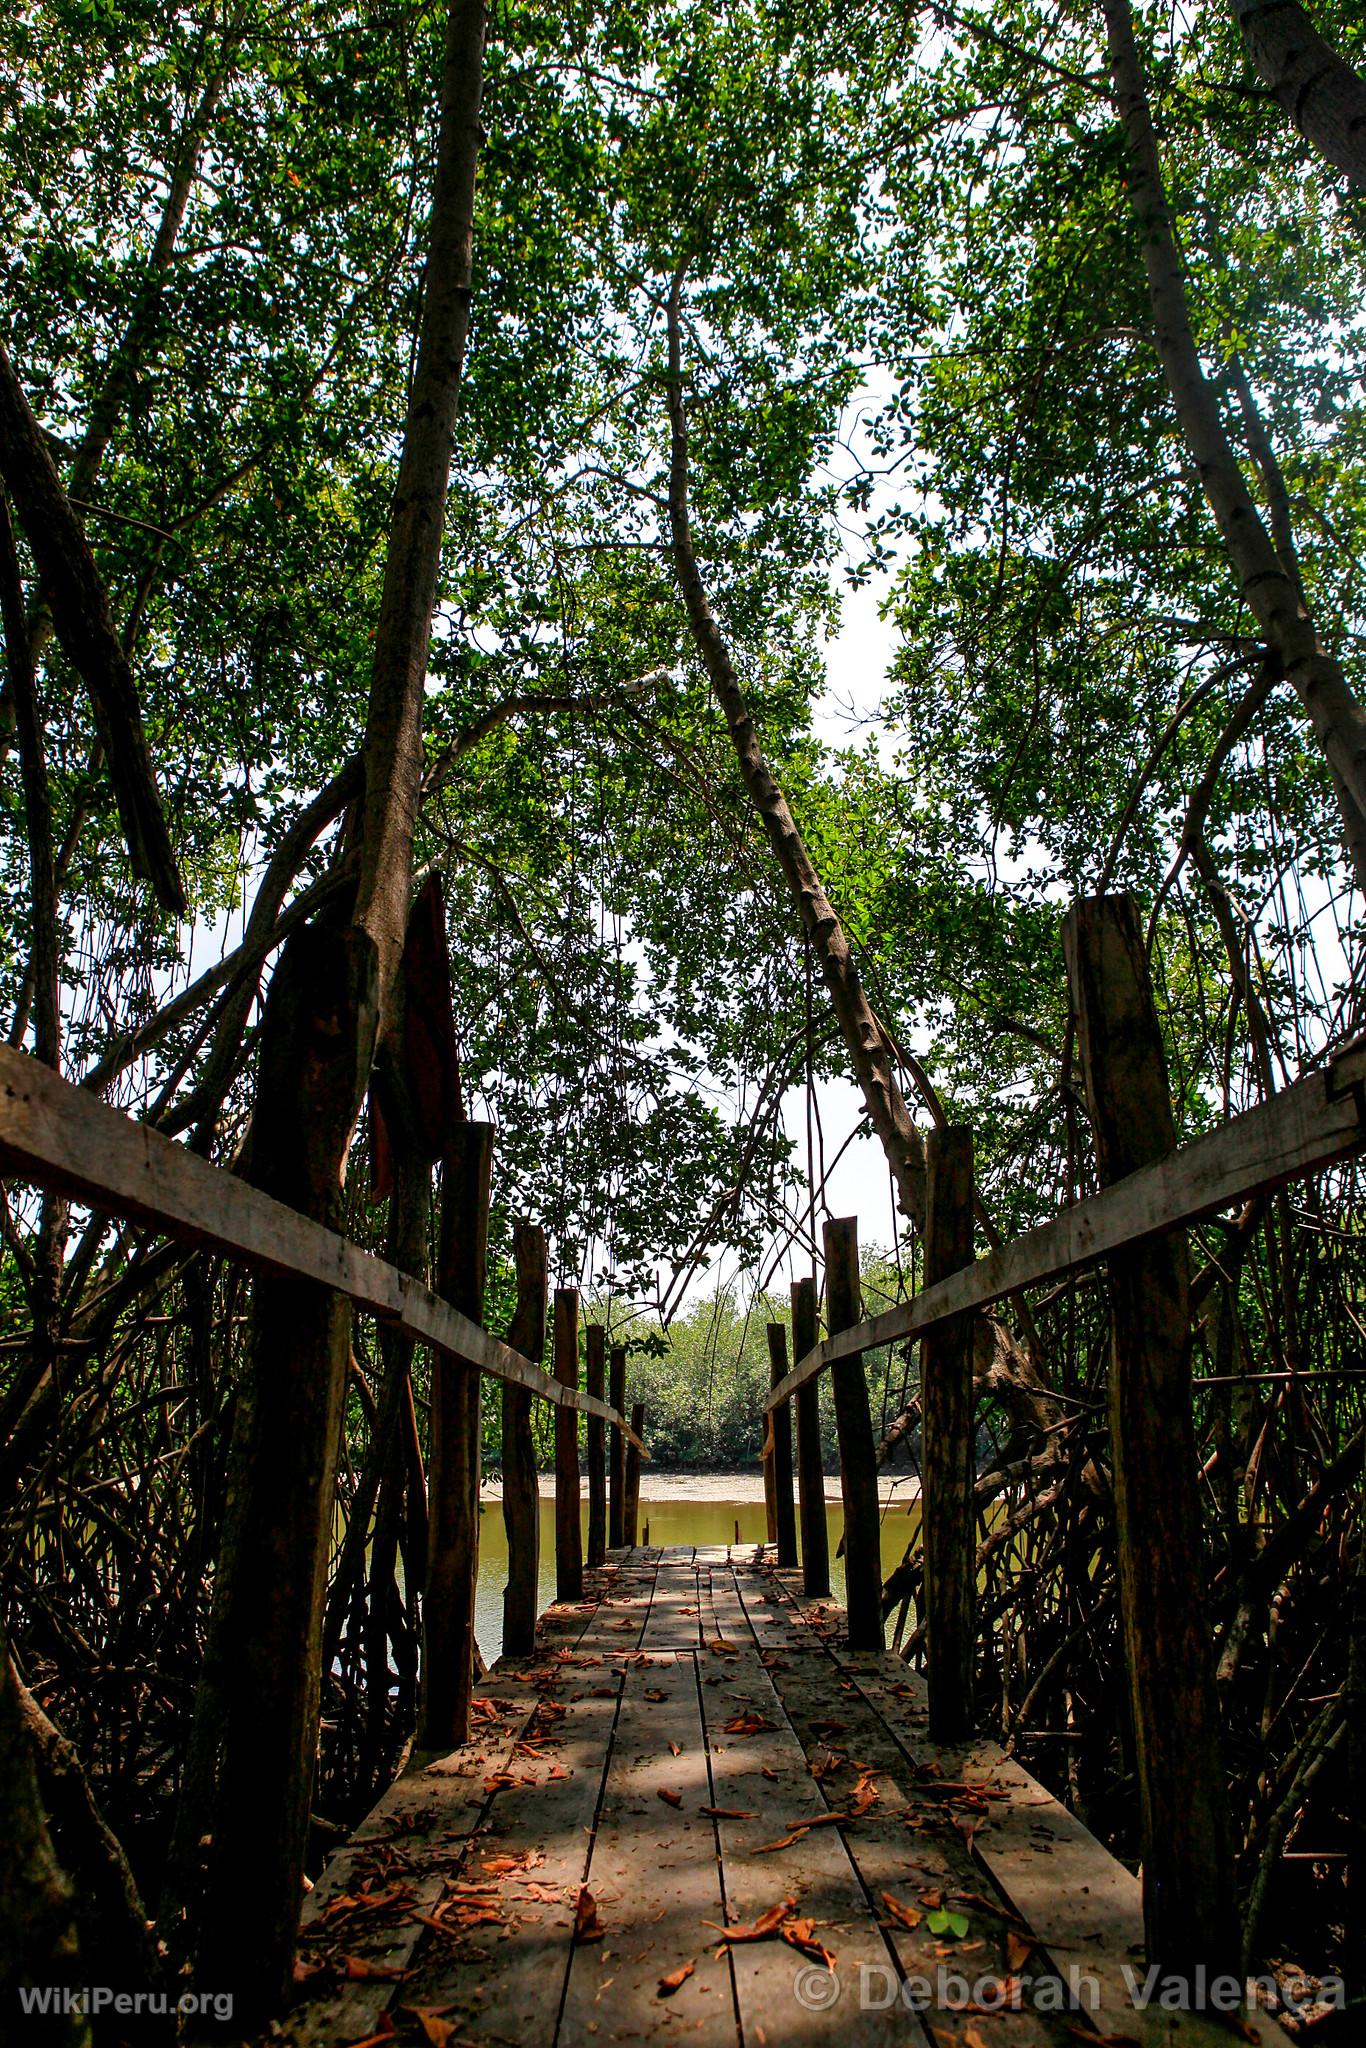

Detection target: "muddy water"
[473, 1491, 922, 1664]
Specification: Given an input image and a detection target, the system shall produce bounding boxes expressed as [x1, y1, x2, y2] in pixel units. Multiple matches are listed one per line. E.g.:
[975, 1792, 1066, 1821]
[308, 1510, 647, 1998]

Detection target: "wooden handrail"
[767, 1035, 1366, 1411]
[0, 1043, 648, 1454]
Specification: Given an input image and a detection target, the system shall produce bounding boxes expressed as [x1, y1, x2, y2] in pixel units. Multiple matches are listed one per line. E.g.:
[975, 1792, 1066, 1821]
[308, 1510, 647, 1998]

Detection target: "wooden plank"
[291, 1591, 612, 2047]
[767, 1325, 799, 1568]
[585, 1323, 607, 1571]
[560, 1576, 736, 2045]
[919, 1125, 975, 1742]
[419, 1123, 493, 1749]
[824, 1218, 883, 1651]
[767, 1033, 1366, 1408]
[291, 1557, 663, 2046]
[0, 1042, 647, 1448]
[1065, 895, 1236, 1973]
[554, 1289, 584, 1603]
[609, 1344, 627, 1549]
[623, 1401, 644, 1546]
[792, 1278, 831, 1598]
[731, 1567, 1065, 2048]
[698, 1569, 909, 2046]
[501, 1223, 546, 1659]
[381, 1555, 669, 2044]
[845, 1655, 1290, 2048]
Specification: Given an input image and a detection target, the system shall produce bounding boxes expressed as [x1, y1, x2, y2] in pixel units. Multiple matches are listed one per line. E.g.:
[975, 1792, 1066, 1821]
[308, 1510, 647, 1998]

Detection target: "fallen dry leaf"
[574, 1886, 606, 1943]
[658, 1787, 683, 1808]
[700, 1806, 755, 1819]
[723, 1713, 775, 1736]
[342, 1956, 404, 1981]
[709, 1901, 793, 1943]
[657, 1961, 696, 1996]
[410, 2012, 461, 2048]
[881, 1892, 922, 1932]
[782, 1917, 837, 1970]
[669, 1741, 683, 1757]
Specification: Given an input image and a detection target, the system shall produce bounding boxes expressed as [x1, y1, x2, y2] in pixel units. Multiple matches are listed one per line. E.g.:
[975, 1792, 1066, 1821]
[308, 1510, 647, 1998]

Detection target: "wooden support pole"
[765, 1323, 799, 1568]
[608, 1344, 626, 1549]
[553, 1288, 583, 1602]
[585, 1324, 607, 1570]
[623, 1401, 644, 1547]
[791, 1277, 830, 1597]
[501, 1222, 546, 1658]
[824, 1218, 883, 1651]
[418, 1122, 493, 1750]
[920, 1125, 976, 1741]
[1064, 892, 1238, 1975]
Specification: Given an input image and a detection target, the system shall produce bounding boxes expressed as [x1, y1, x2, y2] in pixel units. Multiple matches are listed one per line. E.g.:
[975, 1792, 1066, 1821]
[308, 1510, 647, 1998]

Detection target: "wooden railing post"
[419, 1122, 494, 1749]
[501, 1221, 546, 1658]
[824, 1218, 883, 1650]
[1064, 892, 1238, 1975]
[585, 1324, 607, 1570]
[608, 1344, 626, 1549]
[791, 1277, 830, 1597]
[552, 1288, 583, 1601]
[921, 1125, 976, 1741]
[765, 1323, 799, 1568]
[623, 1401, 644, 1546]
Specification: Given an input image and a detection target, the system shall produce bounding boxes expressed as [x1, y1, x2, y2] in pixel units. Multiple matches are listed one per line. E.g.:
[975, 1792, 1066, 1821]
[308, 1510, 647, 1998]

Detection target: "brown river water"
[472, 1480, 922, 1663]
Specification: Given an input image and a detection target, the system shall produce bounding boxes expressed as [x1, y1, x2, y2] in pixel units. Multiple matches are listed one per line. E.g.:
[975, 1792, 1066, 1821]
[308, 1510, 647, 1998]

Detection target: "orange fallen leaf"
[522, 1882, 562, 1903]
[574, 1886, 605, 1943]
[658, 1787, 683, 1808]
[669, 1741, 683, 1757]
[782, 1917, 837, 1969]
[700, 1806, 755, 1819]
[657, 1960, 696, 1996]
[723, 1713, 775, 1736]
[709, 1901, 792, 1942]
[343, 1955, 404, 1980]
[881, 1891, 922, 1932]
[411, 2013, 460, 2047]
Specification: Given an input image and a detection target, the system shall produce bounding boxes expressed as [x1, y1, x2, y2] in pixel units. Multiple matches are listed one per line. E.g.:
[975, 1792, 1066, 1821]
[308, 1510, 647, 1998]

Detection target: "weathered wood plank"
[0, 1042, 646, 1445]
[792, 1278, 831, 1599]
[768, 1033, 1366, 1408]
[585, 1323, 607, 1571]
[554, 1289, 584, 1604]
[824, 1219, 882, 1652]
[700, 1570, 909, 2045]
[919, 1125, 975, 1742]
[732, 1567, 1066, 2048]
[1065, 894, 1237, 1974]
[560, 1576, 736, 2045]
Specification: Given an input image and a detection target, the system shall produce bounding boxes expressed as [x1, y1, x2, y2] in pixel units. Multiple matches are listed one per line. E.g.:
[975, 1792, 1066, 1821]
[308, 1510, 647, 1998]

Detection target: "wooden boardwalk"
[285, 1548, 1287, 2048]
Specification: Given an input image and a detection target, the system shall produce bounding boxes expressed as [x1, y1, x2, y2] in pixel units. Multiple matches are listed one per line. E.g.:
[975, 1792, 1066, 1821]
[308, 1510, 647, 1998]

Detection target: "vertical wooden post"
[419, 1122, 494, 1750]
[501, 1222, 546, 1658]
[1064, 892, 1237, 1974]
[791, 1277, 830, 1597]
[553, 1288, 583, 1602]
[623, 1402, 644, 1547]
[921, 1126, 976, 1741]
[585, 1324, 607, 1570]
[824, 1218, 883, 1651]
[765, 1324, 799, 1568]
[608, 1344, 626, 1549]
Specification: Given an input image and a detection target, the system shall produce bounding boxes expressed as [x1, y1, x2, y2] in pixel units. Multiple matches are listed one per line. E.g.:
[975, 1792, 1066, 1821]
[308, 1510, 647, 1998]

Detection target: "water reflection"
[474, 1494, 922, 1663]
